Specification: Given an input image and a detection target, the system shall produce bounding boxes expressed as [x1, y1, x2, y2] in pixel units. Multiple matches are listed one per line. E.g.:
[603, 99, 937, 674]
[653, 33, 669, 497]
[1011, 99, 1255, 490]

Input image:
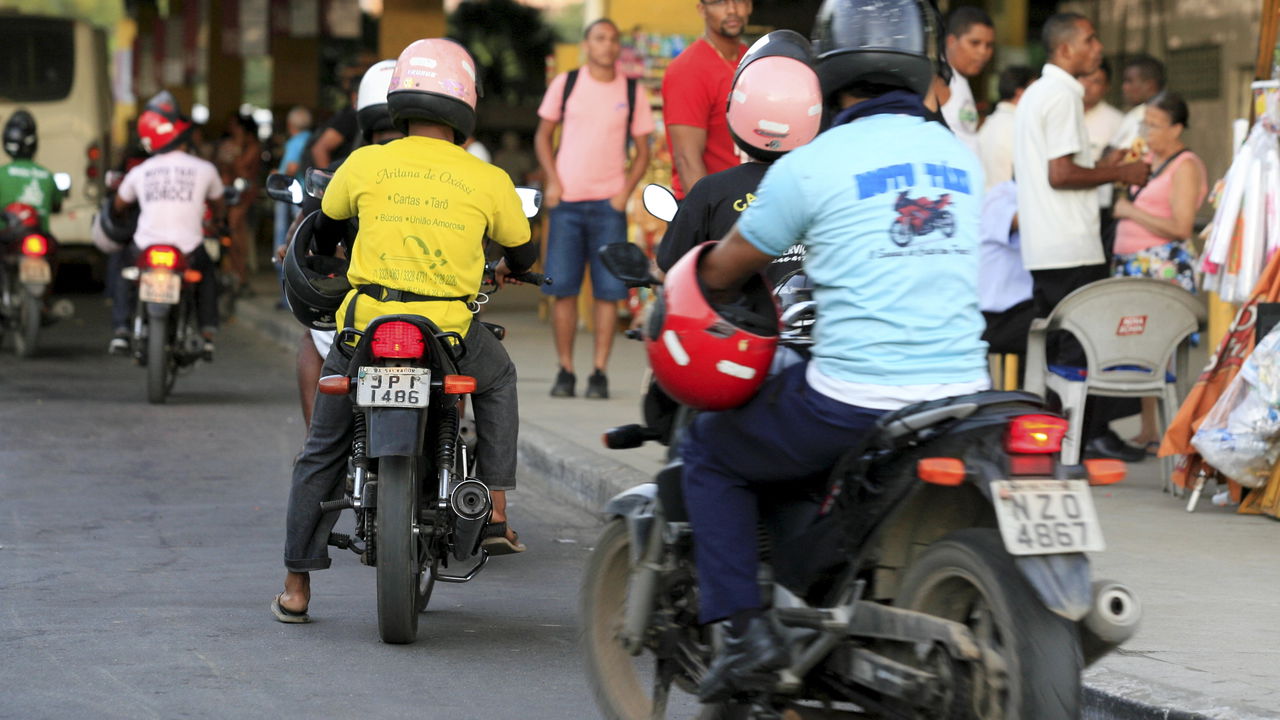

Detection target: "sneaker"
[108, 330, 130, 356]
[585, 369, 609, 399]
[550, 367, 575, 398]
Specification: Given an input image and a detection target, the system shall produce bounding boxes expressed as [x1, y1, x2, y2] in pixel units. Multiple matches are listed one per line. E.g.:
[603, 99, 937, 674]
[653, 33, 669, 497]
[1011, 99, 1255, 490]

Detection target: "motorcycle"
[890, 191, 955, 247]
[580, 208, 1141, 719]
[118, 181, 244, 404]
[0, 173, 73, 357]
[266, 171, 546, 644]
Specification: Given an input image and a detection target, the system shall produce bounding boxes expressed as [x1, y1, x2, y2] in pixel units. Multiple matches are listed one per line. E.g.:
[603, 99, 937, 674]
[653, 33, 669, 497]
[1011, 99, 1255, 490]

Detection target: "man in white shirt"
[1109, 54, 1165, 154]
[1012, 12, 1151, 461]
[942, 6, 995, 157]
[1082, 60, 1123, 163]
[977, 65, 1035, 189]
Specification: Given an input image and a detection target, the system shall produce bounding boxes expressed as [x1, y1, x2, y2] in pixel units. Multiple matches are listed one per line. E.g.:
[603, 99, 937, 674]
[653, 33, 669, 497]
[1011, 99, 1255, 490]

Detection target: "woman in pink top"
[1111, 92, 1207, 449]
[1112, 92, 1207, 291]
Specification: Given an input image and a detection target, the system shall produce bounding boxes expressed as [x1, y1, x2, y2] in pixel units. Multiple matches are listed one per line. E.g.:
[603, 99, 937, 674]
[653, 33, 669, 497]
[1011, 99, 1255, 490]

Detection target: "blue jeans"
[541, 200, 629, 301]
[681, 362, 885, 623]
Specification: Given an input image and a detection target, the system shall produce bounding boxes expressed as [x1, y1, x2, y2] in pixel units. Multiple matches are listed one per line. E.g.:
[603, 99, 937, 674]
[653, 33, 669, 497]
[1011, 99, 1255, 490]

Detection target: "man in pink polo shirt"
[535, 18, 654, 399]
[662, 0, 752, 198]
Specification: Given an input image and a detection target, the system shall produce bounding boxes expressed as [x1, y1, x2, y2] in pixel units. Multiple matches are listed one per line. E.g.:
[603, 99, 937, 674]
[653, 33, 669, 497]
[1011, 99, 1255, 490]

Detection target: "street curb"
[235, 298, 1225, 720]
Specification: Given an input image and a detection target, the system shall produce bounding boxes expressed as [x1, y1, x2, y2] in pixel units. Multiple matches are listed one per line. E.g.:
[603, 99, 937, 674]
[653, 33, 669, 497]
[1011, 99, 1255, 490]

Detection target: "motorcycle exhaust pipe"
[449, 479, 491, 561]
[1079, 580, 1141, 666]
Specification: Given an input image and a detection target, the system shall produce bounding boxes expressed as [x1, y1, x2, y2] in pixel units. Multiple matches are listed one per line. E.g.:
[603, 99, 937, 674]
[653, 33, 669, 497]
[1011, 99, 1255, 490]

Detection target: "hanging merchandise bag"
[1191, 326, 1280, 488]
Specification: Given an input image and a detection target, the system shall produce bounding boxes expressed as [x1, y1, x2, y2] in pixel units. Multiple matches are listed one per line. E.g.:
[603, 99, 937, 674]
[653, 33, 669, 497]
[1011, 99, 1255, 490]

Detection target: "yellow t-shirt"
[321, 136, 531, 336]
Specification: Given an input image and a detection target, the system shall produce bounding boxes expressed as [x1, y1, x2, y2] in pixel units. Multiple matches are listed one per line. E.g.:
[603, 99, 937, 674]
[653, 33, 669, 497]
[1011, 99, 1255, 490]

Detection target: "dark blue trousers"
[681, 361, 885, 624]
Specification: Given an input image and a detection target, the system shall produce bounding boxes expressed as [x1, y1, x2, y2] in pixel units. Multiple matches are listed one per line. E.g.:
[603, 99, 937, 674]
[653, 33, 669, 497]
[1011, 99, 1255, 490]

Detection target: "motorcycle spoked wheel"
[376, 455, 422, 644]
[893, 528, 1082, 720]
[13, 290, 40, 358]
[581, 519, 750, 720]
[146, 314, 178, 404]
[416, 551, 438, 614]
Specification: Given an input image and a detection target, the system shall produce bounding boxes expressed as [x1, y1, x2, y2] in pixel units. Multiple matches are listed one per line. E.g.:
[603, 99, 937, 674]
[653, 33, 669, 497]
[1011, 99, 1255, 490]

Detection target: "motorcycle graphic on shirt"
[890, 190, 955, 247]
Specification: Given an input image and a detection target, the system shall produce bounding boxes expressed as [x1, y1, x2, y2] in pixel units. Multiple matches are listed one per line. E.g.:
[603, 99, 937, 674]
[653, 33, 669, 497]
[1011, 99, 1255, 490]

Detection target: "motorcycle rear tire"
[581, 520, 745, 720]
[376, 455, 420, 644]
[894, 528, 1082, 720]
[146, 315, 172, 404]
[14, 292, 39, 358]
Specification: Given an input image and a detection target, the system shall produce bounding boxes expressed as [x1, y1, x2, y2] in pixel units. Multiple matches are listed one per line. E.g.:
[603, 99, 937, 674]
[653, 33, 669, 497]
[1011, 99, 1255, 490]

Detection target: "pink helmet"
[387, 38, 480, 144]
[727, 30, 823, 162]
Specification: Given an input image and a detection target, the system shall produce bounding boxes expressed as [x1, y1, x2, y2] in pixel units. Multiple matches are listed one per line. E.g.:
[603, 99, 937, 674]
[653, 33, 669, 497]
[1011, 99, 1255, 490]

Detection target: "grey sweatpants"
[283, 320, 519, 572]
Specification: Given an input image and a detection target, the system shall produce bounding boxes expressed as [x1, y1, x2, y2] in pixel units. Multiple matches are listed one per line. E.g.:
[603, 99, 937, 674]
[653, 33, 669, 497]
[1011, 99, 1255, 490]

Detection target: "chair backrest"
[1044, 277, 1205, 391]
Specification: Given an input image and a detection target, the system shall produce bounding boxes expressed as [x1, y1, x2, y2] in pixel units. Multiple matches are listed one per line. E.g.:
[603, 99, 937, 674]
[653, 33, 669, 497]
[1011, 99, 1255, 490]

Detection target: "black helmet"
[282, 211, 354, 330]
[4, 110, 38, 159]
[811, 0, 945, 101]
[98, 196, 139, 245]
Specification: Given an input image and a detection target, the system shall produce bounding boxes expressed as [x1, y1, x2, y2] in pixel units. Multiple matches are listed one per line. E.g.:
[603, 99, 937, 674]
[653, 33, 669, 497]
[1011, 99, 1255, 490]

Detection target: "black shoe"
[585, 369, 609, 399]
[1084, 433, 1147, 463]
[550, 367, 575, 398]
[697, 615, 790, 703]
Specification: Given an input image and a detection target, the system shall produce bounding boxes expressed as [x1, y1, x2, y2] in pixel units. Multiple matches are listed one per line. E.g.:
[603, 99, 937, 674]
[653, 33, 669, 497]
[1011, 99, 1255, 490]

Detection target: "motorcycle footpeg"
[319, 497, 354, 513]
[327, 532, 352, 549]
[603, 424, 663, 450]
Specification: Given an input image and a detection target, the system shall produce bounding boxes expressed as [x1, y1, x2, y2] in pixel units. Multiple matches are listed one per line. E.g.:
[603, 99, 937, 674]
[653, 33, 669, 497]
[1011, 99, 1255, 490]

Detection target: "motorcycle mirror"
[53, 172, 72, 194]
[265, 174, 303, 205]
[515, 187, 542, 218]
[598, 242, 655, 288]
[304, 167, 334, 199]
[642, 183, 678, 223]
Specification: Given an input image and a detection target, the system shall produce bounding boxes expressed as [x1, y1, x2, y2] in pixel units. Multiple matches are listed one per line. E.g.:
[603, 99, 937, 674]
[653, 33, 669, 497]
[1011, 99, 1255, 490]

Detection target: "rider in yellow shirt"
[274, 38, 538, 624]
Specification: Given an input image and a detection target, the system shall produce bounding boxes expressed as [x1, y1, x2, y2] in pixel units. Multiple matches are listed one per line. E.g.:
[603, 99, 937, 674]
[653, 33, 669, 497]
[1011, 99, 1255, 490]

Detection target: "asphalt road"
[0, 295, 623, 719]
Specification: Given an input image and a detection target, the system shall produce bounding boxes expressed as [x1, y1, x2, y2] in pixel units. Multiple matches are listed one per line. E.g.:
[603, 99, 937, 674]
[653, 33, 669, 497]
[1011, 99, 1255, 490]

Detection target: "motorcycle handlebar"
[506, 270, 551, 286]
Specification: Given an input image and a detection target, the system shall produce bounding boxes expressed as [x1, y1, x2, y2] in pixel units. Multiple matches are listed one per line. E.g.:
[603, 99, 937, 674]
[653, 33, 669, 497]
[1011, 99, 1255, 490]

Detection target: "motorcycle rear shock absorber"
[435, 402, 459, 473]
[351, 411, 371, 508]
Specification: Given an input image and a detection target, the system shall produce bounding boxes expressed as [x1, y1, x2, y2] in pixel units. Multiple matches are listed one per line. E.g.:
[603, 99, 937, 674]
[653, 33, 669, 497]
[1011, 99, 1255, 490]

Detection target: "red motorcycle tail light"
[1006, 414, 1069, 454]
[371, 321, 425, 359]
[143, 246, 182, 270]
[20, 234, 48, 257]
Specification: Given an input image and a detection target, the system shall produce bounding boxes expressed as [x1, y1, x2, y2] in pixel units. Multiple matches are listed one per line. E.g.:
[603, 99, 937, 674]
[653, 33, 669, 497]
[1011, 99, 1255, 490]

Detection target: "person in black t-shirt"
[655, 32, 822, 291]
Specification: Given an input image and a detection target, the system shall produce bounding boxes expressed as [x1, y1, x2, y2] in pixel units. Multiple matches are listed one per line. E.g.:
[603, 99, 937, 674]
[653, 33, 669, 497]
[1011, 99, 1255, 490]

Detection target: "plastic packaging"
[1192, 326, 1280, 487]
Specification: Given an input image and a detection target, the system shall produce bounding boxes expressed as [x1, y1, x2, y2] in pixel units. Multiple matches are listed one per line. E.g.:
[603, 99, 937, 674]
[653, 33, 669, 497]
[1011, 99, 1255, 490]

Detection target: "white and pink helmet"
[387, 38, 481, 144]
[727, 30, 823, 161]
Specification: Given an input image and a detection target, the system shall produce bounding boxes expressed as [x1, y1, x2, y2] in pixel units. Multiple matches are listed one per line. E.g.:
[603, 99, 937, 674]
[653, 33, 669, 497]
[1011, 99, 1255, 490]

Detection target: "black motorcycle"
[580, 244, 1141, 719]
[267, 172, 547, 644]
[0, 173, 72, 357]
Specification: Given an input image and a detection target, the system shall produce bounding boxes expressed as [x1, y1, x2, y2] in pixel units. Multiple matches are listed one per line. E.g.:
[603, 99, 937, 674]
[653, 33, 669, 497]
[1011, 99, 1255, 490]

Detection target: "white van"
[0, 14, 112, 259]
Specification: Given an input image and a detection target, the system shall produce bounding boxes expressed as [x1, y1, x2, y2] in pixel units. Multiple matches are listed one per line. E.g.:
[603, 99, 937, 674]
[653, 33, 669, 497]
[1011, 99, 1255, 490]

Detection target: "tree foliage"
[447, 0, 556, 104]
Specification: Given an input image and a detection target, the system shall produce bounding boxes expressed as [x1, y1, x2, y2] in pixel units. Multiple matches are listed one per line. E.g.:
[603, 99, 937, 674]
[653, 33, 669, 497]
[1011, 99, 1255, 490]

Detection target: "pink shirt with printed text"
[537, 67, 655, 202]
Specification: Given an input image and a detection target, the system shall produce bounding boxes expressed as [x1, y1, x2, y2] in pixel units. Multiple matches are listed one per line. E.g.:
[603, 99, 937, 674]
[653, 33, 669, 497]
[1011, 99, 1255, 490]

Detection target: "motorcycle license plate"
[139, 270, 181, 304]
[19, 258, 50, 284]
[990, 480, 1105, 556]
[356, 366, 430, 408]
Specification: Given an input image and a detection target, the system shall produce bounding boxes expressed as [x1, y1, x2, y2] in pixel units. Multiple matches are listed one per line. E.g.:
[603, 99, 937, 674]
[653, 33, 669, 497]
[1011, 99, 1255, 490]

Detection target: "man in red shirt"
[662, 0, 752, 198]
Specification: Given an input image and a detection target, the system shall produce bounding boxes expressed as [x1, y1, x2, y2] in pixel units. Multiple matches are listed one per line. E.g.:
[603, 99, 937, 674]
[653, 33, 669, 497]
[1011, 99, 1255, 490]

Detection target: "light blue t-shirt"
[738, 113, 989, 387]
[278, 130, 313, 179]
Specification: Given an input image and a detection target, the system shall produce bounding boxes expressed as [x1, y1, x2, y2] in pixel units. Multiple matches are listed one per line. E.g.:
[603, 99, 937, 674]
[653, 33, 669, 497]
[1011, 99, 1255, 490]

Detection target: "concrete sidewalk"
[238, 273, 1279, 720]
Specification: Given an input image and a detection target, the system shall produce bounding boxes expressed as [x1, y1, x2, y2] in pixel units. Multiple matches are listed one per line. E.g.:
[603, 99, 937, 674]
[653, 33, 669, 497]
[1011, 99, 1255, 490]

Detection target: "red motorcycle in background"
[890, 191, 955, 247]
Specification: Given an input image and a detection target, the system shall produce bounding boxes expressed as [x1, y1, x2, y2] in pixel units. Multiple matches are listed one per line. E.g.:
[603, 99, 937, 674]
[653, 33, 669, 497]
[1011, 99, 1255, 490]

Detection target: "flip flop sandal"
[481, 521, 526, 556]
[271, 593, 311, 624]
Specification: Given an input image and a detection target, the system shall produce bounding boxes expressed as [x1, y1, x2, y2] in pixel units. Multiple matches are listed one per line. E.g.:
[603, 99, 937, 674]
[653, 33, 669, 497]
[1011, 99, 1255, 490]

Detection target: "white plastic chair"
[1023, 278, 1206, 483]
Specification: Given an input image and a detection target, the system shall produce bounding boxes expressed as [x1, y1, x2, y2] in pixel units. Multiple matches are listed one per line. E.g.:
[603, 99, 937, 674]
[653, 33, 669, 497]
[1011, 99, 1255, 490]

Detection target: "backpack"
[559, 69, 639, 155]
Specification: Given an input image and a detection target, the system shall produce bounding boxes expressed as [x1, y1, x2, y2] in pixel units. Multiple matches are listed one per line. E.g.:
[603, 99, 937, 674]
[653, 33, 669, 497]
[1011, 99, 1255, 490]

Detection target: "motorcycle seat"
[874, 390, 1043, 442]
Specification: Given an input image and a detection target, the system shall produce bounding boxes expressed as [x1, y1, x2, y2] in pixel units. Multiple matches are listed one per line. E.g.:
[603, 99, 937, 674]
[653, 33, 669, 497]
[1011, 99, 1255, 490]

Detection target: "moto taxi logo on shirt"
[142, 165, 200, 202]
[854, 161, 974, 257]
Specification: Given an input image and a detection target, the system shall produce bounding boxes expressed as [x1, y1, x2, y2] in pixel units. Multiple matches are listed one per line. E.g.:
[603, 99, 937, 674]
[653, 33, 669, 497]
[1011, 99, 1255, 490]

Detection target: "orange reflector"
[317, 375, 350, 395]
[443, 374, 477, 394]
[183, 269, 203, 283]
[1084, 459, 1127, 485]
[917, 458, 965, 486]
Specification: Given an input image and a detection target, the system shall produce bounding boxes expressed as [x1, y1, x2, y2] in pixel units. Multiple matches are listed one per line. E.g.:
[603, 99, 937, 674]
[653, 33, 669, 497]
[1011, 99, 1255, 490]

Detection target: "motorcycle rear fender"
[365, 407, 428, 458]
[603, 482, 659, 565]
[145, 302, 173, 319]
[1016, 552, 1093, 621]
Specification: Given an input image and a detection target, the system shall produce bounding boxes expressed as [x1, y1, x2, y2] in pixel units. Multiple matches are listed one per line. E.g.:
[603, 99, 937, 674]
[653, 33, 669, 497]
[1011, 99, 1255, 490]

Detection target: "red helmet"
[137, 91, 194, 154]
[728, 30, 823, 162]
[646, 243, 780, 411]
[1, 202, 40, 244]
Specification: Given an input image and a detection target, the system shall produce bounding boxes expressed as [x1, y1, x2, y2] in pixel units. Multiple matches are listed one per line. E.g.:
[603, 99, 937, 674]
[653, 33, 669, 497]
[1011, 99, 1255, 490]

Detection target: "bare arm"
[610, 133, 653, 211]
[284, 161, 300, 177]
[1114, 160, 1204, 240]
[310, 128, 344, 169]
[700, 224, 776, 304]
[533, 117, 562, 208]
[668, 124, 709, 193]
[1048, 155, 1150, 190]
